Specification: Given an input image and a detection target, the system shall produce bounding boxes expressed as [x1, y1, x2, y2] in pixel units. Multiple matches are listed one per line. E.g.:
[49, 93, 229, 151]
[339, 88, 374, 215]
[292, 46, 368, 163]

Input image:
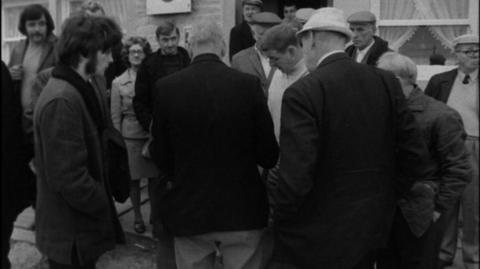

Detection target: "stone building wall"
[126, 0, 235, 62]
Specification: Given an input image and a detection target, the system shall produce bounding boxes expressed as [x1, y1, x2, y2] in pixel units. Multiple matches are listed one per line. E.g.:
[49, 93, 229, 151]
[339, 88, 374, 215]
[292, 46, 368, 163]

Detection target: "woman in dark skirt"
[111, 36, 158, 234]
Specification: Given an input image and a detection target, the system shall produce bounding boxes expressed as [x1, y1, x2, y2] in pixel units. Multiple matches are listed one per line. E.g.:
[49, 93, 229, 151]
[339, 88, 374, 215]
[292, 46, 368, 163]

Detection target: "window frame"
[370, 0, 478, 32]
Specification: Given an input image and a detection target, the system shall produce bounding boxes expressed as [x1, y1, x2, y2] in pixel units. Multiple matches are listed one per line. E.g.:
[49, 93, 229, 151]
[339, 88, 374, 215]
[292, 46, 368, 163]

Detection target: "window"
[370, 0, 478, 64]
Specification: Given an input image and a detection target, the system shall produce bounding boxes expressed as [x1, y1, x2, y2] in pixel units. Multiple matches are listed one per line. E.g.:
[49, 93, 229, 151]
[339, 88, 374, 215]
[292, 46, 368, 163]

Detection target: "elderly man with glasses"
[425, 34, 479, 269]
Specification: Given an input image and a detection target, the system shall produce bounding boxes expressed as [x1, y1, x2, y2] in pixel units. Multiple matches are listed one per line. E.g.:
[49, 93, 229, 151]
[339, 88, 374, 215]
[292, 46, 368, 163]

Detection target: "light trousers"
[174, 229, 265, 269]
[438, 137, 479, 269]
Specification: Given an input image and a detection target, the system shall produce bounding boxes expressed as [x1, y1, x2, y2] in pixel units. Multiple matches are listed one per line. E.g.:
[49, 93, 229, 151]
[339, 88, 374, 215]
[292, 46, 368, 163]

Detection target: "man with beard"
[6, 3, 57, 243]
[345, 11, 391, 66]
[33, 14, 125, 268]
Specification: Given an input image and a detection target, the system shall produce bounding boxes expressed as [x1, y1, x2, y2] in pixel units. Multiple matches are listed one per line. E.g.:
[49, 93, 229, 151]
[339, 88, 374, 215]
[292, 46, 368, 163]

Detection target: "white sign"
[146, 0, 192, 15]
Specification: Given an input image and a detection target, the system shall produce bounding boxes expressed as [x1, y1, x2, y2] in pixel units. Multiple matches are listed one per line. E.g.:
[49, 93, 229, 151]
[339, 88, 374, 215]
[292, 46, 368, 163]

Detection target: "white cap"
[452, 34, 479, 48]
[297, 7, 353, 41]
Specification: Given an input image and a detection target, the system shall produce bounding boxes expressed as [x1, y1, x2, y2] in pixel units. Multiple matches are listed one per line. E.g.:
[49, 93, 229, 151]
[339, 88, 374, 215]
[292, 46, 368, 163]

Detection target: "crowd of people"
[1, 0, 478, 269]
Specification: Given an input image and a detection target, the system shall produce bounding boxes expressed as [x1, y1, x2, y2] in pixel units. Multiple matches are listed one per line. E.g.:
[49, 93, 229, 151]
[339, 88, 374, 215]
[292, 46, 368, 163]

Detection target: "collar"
[406, 86, 426, 111]
[192, 53, 223, 64]
[115, 69, 134, 85]
[317, 50, 345, 67]
[254, 45, 268, 60]
[285, 58, 307, 78]
[357, 38, 375, 54]
[458, 69, 478, 82]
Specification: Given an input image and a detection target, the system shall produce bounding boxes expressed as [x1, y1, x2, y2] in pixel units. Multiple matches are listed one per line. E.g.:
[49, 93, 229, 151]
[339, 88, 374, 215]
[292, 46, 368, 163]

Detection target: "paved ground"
[7, 179, 469, 268]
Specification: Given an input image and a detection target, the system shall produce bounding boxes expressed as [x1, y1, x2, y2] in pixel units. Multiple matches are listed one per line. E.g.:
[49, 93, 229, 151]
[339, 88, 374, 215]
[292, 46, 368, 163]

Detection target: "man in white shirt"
[259, 24, 308, 215]
[345, 11, 390, 65]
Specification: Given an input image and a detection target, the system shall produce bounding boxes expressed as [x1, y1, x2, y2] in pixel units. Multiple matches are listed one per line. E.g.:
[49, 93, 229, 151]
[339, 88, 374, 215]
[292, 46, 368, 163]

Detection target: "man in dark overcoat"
[270, 8, 432, 269]
[33, 15, 124, 269]
[345, 11, 390, 66]
[150, 21, 278, 269]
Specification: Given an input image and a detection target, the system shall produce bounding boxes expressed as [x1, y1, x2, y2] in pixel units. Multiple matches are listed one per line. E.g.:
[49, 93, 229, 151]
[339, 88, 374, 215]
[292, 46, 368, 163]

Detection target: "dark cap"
[251, 12, 282, 25]
[347, 11, 376, 24]
[242, 0, 263, 7]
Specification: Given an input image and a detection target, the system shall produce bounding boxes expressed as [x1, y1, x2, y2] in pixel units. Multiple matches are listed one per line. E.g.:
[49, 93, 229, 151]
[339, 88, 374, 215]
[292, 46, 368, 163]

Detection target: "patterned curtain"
[412, 0, 471, 49]
[378, 0, 471, 50]
[378, 0, 420, 51]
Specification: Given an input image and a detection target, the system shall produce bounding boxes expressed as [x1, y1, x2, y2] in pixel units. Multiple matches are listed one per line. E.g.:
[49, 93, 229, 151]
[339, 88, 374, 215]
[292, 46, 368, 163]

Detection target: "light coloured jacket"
[111, 70, 149, 139]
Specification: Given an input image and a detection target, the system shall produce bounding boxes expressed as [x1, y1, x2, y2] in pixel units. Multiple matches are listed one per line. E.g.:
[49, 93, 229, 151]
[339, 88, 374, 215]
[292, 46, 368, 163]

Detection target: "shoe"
[134, 221, 146, 234]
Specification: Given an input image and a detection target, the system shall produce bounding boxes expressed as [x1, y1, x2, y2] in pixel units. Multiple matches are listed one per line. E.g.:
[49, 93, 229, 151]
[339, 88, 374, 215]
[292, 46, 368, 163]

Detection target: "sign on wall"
[146, 0, 192, 15]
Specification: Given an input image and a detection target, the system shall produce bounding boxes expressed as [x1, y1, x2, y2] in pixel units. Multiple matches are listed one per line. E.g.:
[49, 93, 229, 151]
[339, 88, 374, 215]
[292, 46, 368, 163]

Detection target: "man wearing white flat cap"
[270, 7, 433, 269]
[425, 33, 479, 269]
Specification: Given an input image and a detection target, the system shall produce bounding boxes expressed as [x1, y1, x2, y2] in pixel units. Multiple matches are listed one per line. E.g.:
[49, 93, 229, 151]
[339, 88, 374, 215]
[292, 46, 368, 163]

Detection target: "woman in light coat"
[111, 37, 158, 234]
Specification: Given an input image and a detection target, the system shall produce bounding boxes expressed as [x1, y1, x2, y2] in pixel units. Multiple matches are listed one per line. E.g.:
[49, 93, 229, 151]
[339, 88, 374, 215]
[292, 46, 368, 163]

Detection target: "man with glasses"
[425, 34, 479, 269]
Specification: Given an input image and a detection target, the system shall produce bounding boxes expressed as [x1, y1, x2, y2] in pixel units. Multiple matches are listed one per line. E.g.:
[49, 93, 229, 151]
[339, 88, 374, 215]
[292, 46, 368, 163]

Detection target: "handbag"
[105, 127, 131, 203]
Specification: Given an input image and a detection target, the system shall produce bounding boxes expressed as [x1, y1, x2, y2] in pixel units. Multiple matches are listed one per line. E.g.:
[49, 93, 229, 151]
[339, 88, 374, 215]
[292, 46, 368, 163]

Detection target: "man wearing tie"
[425, 34, 479, 269]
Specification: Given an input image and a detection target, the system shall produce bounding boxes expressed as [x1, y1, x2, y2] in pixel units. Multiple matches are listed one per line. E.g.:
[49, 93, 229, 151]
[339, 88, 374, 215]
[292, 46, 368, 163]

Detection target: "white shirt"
[447, 69, 479, 137]
[255, 46, 271, 77]
[355, 39, 375, 63]
[267, 58, 308, 141]
[316, 50, 345, 67]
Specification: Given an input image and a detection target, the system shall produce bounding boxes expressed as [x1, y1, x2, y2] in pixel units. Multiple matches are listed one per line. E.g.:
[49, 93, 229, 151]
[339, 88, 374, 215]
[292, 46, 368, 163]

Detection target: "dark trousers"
[48, 245, 97, 269]
[49, 259, 96, 269]
[2, 185, 36, 269]
[377, 209, 443, 269]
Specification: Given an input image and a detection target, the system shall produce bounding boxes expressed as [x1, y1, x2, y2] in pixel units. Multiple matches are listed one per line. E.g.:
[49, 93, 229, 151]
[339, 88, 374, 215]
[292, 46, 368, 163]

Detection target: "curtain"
[378, 0, 420, 51]
[412, 0, 471, 49]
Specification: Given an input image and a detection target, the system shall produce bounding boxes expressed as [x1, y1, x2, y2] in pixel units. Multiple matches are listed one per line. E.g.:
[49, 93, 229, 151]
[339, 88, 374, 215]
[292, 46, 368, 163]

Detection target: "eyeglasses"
[456, 49, 479, 56]
[129, 49, 145, 55]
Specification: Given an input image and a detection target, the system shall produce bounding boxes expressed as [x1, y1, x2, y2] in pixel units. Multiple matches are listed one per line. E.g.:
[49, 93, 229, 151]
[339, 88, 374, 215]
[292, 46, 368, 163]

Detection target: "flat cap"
[242, 0, 263, 7]
[298, 7, 353, 41]
[347, 11, 376, 24]
[295, 8, 316, 24]
[452, 34, 479, 47]
[251, 12, 282, 25]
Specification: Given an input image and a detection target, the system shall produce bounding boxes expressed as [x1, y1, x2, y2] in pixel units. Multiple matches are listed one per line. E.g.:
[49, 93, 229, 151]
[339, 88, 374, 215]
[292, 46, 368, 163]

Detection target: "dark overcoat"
[345, 36, 390, 66]
[33, 74, 123, 265]
[272, 53, 431, 268]
[424, 69, 458, 103]
[229, 21, 255, 61]
[150, 53, 279, 236]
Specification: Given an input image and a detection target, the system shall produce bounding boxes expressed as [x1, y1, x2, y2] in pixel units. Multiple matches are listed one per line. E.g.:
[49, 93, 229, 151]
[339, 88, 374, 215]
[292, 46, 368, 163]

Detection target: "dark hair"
[56, 14, 122, 73]
[283, 0, 297, 8]
[121, 36, 152, 67]
[260, 24, 299, 53]
[18, 4, 55, 37]
[155, 20, 179, 38]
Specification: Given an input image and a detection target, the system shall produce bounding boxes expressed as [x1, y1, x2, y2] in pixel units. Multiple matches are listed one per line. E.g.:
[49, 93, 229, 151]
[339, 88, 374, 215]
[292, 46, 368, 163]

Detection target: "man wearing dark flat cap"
[231, 12, 282, 96]
[229, 0, 262, 61]
[345, 11, 391, 65]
